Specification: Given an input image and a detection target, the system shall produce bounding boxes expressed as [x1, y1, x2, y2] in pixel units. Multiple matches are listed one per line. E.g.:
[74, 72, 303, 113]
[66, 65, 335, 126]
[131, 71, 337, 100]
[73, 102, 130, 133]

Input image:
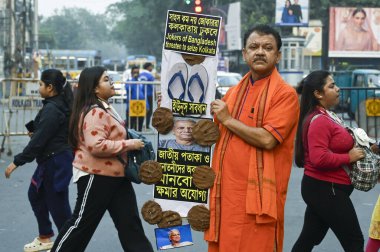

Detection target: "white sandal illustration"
[167, 62, 188, 100]
[186, 64, 208, 103]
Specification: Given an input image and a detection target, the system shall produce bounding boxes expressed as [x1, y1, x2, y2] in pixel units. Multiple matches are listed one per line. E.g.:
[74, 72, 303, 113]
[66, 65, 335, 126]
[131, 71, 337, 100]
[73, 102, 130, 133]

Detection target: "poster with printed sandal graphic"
[146, 11, 221, 246]
[152, 10, 221, 214]
[160, 10, 221, 119]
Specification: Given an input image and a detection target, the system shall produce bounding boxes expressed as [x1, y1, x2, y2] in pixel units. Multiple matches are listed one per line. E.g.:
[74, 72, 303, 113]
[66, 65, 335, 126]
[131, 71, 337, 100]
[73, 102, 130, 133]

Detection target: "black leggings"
[292, 175, 364, 252]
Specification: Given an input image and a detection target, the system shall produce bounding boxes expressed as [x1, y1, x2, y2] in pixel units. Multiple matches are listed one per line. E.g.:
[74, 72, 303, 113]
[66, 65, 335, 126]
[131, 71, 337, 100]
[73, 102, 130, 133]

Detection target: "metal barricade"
[110, 80, 161, 132]
[0, 78, 160, 159]
[0, 78, 42, 157]
[2, 79, 379, 157]
[335, 86, 380, 140]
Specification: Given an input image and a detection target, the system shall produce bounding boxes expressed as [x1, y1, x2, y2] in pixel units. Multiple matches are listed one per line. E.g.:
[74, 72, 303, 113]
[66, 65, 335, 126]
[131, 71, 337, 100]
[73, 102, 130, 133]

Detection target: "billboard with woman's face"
[329, 7, 380, 58]
[275, 0, 309, 26]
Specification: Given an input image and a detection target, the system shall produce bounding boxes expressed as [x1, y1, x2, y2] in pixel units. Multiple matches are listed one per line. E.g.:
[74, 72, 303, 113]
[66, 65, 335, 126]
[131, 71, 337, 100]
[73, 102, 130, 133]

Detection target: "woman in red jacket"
[292, 70, 365, 252]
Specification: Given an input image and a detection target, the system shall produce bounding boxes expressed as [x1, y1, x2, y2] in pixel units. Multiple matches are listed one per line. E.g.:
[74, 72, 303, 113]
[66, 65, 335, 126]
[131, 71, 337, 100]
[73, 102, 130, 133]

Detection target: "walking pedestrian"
[125, 65, 144, 131]
[292, 70, 365, 252]
[50, 66, 153, 252]
[5, 69, 74, 252]
[139, 62, 155, 130]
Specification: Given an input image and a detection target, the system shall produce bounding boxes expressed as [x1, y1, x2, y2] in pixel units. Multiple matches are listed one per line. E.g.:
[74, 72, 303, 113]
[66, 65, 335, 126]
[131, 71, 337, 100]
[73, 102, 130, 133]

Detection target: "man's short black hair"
[131, 65, 139, 71]
[143, 62, 153, 70]
[243, 25, 282, 51]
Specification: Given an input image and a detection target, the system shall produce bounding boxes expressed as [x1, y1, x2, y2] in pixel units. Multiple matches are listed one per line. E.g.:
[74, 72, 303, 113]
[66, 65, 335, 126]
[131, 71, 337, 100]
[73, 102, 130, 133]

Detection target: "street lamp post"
[33, 0, 38, 50]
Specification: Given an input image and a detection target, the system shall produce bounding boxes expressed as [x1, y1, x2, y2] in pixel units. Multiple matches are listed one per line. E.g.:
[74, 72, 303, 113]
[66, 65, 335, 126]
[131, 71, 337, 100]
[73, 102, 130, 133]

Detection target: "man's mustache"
[253, 57, 267, 63]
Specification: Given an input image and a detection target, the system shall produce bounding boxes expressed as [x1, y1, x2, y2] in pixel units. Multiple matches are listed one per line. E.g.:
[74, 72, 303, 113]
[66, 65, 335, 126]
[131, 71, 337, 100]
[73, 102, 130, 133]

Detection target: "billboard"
[292, 20, 322, 56]
[329, 7, 380, 58]
[275, 0, 309, 26]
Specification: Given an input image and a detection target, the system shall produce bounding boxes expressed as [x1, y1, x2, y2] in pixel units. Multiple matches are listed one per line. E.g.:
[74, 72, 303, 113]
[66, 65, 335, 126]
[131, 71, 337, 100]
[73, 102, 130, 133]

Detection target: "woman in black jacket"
[5, 69, 74, 252]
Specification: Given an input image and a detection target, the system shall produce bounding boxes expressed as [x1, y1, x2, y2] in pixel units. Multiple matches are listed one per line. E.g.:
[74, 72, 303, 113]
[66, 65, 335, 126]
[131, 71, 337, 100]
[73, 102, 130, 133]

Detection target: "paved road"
[0, 135, 378, 251]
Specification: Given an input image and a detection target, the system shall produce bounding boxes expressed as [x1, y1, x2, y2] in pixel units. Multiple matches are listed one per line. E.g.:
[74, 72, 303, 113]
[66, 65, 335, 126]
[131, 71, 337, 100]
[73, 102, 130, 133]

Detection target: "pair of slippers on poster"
[167, 63, 208, 103]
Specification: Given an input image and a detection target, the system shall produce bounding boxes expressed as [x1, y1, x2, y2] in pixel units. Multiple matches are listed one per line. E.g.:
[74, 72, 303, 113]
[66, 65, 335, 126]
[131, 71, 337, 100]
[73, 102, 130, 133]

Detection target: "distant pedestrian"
[51, 66, 153, 252]
[5, 69, 74, 252]
[292, 70, 365, 252]
[65, 72, 72, 80]
[32, 51, 42, 79]
[125, 65, 144, 131]
[139, 62, 155, 130]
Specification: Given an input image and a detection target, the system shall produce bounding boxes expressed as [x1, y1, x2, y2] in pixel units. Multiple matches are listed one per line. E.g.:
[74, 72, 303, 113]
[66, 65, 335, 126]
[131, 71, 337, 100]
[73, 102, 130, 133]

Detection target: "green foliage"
[39, 0, 380, 60]
[241, 1, 276, 30]
[39, 8, 109, 50]
[39, 26, 56, 49]
[109, 0, 187, 59]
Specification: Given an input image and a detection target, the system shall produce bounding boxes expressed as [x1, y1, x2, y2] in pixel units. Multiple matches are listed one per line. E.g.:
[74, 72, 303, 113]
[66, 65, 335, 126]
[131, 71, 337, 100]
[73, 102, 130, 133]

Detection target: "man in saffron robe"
[205, 25, 300, 252]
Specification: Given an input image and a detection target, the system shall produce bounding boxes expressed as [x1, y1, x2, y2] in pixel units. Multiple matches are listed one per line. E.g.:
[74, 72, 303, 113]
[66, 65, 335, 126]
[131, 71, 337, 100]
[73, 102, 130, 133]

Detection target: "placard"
[164, 10, 221, 56]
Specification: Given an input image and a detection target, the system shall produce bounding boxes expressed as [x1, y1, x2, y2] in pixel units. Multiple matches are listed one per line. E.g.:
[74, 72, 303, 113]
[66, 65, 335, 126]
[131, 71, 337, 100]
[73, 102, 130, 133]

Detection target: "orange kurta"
[205, 69, 299, 252]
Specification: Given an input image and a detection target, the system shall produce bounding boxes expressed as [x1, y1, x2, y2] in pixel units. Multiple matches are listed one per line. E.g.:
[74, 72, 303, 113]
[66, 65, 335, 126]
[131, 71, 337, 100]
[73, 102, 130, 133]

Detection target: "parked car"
[215, 71, 243, 99]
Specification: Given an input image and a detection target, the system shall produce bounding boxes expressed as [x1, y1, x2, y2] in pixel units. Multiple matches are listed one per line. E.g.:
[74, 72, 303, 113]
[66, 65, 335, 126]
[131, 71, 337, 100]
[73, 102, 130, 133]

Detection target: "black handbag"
[124, 129, 156, 184]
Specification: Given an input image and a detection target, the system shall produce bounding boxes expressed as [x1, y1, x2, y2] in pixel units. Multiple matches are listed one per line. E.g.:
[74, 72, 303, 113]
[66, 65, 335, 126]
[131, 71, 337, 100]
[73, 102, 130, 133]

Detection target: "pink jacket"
[73, 106, 135, 177]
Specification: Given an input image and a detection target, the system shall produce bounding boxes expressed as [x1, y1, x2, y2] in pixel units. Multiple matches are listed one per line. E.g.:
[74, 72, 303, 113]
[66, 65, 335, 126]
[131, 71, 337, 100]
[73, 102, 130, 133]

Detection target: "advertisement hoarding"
[292, 20, 322, 56]
[329, 7, 380, 58]
[275, 0, 309, 26]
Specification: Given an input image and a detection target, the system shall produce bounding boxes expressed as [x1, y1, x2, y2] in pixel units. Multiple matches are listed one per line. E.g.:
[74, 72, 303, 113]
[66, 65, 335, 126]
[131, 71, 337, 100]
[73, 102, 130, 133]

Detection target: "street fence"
[0, 78, 42, 156]
[3, 78, 379, 158]
[335, 86, 380, 140]
[0, 78, 160, 158]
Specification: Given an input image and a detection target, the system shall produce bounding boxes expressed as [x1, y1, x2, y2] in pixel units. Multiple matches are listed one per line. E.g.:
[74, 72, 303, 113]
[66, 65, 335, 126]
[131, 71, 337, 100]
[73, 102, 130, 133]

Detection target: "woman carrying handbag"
[292, 70, 365, 252]
[51, 66, 153, 252]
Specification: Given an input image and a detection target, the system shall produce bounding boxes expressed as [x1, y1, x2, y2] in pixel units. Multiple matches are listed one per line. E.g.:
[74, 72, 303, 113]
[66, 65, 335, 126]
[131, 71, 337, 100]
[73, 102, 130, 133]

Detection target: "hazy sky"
[38, 0, 120, 17]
